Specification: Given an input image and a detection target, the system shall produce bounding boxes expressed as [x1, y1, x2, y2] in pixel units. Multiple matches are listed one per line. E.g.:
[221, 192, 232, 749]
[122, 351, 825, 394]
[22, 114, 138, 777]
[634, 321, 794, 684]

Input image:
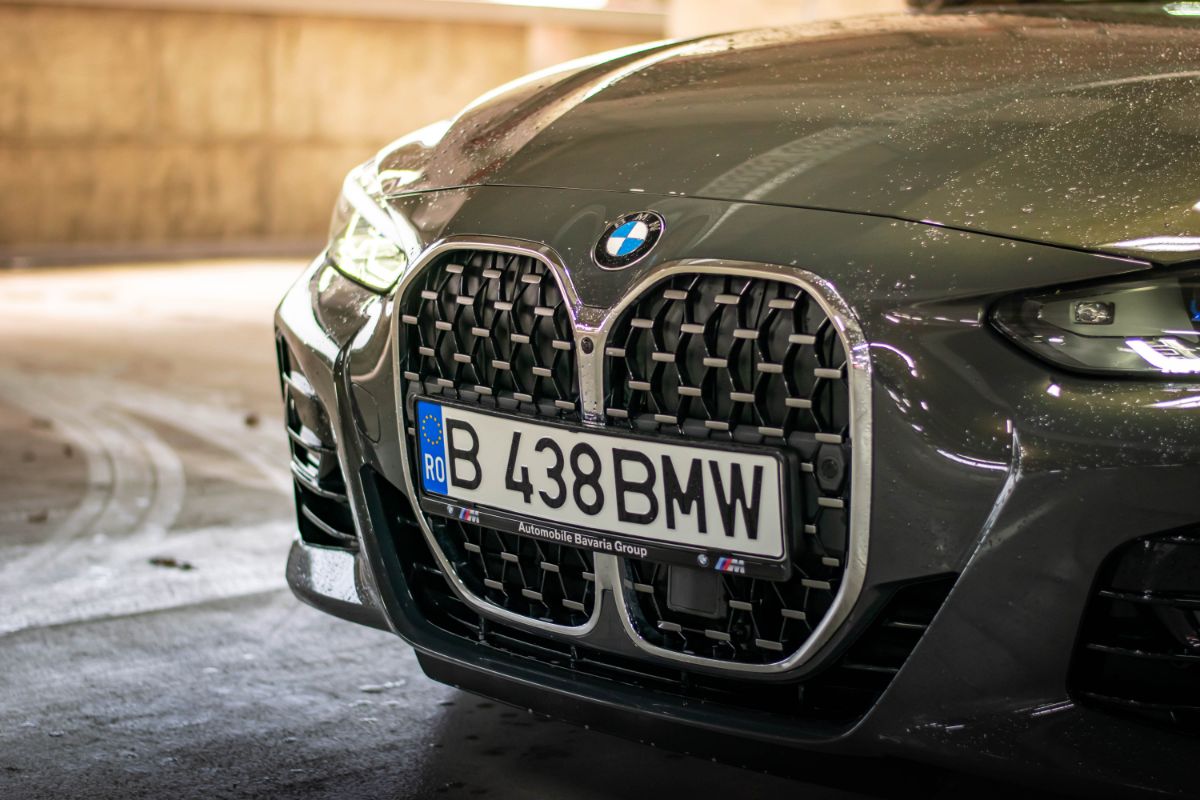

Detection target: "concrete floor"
[0, 262, 1012, 800]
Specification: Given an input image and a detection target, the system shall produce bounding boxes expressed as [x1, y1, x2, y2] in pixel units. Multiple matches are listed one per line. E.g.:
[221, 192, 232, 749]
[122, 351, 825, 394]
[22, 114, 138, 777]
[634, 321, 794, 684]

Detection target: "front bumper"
[276, 185, 1200, 798]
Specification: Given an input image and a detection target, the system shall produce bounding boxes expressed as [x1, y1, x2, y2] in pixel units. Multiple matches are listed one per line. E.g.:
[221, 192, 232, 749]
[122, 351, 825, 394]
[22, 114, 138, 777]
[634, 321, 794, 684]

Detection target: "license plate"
[413, 399, 790, 576]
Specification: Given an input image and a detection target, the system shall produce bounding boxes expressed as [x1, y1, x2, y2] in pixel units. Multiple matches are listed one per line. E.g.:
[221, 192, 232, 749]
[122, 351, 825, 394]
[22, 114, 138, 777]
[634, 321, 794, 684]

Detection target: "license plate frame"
[408, 397, 798, 581]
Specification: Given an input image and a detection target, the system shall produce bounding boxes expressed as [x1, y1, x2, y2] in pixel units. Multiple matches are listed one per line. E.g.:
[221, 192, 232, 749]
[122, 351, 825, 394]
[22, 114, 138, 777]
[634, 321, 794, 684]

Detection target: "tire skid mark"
[97, 406, 186, 542]
[111, 389, 291, 497]
[0, 373, 184, 576]
[0, 367, 292, 633]
[0, 376, 117, 577]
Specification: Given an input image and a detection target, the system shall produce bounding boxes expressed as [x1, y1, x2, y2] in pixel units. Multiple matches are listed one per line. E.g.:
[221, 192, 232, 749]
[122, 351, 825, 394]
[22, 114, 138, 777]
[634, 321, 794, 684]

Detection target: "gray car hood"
[378, 6, 1200, 264]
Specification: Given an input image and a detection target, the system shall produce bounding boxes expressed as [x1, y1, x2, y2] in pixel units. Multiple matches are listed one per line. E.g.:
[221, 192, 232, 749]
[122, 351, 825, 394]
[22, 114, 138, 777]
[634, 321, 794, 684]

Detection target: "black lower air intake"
[1071, 529, 1200, 735]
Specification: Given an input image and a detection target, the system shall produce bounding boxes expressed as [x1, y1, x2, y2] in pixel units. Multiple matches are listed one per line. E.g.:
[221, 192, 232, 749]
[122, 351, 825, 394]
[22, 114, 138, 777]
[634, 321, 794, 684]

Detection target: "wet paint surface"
[378, 8, 1200, 263]
[302, 180, 1200, 796]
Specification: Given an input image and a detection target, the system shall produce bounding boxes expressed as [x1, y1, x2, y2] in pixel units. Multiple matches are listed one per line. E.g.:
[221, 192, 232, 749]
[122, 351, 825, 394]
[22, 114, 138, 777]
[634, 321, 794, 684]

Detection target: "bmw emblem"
[594, 211, 665, 269]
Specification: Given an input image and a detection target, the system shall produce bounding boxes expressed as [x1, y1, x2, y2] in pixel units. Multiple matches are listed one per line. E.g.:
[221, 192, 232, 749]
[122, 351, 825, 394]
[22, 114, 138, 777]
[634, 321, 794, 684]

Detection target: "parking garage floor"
[0, 262, 1016, 800]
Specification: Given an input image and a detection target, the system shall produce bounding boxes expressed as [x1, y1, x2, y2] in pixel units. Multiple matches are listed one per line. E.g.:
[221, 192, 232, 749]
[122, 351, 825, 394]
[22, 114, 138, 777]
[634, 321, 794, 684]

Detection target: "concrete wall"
[667, 0, 906, 37]
[0, 4, 649, 254]
[0, 0, 907, 256]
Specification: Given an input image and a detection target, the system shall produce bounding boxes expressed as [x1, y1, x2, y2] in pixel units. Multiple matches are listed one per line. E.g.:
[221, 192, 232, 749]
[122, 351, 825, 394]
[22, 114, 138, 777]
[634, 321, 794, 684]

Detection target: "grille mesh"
[605, 273, 851, 663]
[604, 273, 849, 441]
[623, 559, 840, 661]
[399, 250, 578, 417]
[428, 516, 596, 626]
[398, 250, 594, 626]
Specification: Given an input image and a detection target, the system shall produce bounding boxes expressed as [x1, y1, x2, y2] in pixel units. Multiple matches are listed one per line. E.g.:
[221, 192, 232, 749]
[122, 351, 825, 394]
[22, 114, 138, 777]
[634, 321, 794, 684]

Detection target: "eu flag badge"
[416, 400, 448, 495]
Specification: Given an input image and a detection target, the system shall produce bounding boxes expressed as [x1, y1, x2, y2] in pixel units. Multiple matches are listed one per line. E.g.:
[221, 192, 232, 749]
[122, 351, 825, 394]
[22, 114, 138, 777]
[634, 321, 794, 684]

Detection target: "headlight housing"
[993, 270, 1200, 377]
[327, 162, 412, 292]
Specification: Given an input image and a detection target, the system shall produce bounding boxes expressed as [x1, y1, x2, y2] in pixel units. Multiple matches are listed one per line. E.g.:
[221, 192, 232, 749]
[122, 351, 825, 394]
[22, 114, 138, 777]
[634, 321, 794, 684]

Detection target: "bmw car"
[274, 3, 1200, 796]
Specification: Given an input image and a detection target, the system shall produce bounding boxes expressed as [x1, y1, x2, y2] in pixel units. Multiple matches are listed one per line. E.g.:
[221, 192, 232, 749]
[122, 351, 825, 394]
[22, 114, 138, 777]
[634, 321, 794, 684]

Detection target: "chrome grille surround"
[397, 246, 597, 629]
[391, 237, 872, 672]
[603, 271, 851, 663]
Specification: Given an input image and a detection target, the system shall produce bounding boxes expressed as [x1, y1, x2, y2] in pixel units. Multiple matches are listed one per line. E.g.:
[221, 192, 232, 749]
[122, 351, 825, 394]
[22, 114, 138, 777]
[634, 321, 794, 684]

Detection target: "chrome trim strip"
[390, 236, 604, 639]
[389, 237, 872, 671]
[299, 502, 356, 543]
[291, 460, 349, 501]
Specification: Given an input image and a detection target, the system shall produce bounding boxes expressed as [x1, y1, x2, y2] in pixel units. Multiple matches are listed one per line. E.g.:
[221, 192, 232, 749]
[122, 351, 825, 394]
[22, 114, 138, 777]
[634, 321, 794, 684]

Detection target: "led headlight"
[327, 163, 411, 292]
[993, 270, 1200, 377]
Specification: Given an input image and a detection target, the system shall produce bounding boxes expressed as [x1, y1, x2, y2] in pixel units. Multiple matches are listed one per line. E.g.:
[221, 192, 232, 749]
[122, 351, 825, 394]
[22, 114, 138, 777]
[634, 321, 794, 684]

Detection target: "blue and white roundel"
[606, 220, 650, 258]
[594, 211, 665, 269]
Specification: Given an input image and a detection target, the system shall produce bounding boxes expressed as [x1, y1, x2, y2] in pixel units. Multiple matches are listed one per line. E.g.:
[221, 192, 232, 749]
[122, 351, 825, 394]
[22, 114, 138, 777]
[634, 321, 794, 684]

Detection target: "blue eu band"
[417, 401, 449, 495]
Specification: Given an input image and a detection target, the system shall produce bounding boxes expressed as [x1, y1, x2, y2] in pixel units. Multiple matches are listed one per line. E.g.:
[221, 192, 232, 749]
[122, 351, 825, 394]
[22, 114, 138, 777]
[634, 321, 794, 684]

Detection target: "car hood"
[378, 6, 1200, 264]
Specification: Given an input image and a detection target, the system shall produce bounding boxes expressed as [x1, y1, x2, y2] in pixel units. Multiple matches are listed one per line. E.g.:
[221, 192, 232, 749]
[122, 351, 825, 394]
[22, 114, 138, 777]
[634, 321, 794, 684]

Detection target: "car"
[274, 3, 1200, 796]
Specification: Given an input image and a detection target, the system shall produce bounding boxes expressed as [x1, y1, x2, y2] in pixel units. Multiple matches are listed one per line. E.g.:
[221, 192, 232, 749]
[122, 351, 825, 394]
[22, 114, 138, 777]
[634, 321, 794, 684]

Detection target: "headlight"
[327, 163, 411, 292]
[992, 270, 1200, 377]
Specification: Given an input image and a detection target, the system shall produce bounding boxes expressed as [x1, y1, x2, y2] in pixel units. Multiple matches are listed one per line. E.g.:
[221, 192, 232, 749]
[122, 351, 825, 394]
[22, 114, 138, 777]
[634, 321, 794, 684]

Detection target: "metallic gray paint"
[378, 7, 1200, 265]
[277, 5, 1200, 795]
[277, 183, 1200, 795]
